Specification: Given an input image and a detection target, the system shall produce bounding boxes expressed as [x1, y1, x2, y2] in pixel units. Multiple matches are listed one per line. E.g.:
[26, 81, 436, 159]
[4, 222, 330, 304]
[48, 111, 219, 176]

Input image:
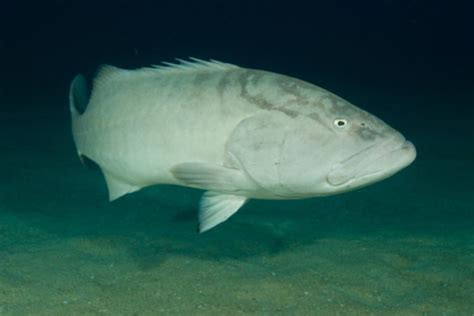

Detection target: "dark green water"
[1, 70, 473, 314]
[1, 1, 473, 314]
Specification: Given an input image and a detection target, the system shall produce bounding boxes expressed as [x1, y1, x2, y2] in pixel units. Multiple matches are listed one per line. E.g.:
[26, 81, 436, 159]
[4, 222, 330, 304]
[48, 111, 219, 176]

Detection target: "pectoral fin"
[171, 162, 250, 193]
[199, 191, 247, 233]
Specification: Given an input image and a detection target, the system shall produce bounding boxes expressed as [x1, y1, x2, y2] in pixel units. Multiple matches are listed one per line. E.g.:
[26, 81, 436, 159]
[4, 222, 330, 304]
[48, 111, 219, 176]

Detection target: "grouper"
[69, 58, 416, 232]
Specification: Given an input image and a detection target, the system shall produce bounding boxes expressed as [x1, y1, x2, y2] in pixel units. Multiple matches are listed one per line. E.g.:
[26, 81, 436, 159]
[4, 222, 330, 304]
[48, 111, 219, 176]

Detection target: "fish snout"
[327, 135, 416, 188]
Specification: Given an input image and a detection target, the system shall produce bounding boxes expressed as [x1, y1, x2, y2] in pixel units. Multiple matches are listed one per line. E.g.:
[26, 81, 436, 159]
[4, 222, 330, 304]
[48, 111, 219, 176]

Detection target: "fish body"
[70, 59, 416, 232]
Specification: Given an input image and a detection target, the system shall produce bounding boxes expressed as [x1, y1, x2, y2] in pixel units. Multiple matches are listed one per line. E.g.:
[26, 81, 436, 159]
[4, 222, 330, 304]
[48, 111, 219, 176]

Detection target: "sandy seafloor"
[1, 88, 473, 315]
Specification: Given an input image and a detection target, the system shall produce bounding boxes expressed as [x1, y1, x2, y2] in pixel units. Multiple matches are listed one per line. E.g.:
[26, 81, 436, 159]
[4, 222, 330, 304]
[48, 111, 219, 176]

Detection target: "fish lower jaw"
[326, 140, 416, 191]
[320, 170, 394, 196]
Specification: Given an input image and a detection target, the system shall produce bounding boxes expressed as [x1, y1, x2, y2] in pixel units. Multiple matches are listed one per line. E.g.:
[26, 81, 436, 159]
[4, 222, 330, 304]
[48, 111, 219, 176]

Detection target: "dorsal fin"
[91, 59, 239, 91]
[88, 59, 240, 105]
[149, 57, 240, 74]
[92, 65, 123, 92]
[95, 64, 122, 82]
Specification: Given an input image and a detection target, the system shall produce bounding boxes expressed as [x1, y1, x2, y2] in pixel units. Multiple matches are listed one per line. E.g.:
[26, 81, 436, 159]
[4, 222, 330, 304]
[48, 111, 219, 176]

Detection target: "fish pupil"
[337, 120, 346, 126]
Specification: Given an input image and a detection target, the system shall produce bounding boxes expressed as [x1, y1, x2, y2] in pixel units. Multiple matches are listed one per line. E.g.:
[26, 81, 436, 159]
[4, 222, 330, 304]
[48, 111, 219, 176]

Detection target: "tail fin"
[69, 74, 89, 120]
[69, 74, 90, 164]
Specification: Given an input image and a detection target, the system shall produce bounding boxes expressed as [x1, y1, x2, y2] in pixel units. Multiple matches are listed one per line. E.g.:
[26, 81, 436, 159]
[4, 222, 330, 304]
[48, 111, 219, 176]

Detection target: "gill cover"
[227, 110, 333, 198]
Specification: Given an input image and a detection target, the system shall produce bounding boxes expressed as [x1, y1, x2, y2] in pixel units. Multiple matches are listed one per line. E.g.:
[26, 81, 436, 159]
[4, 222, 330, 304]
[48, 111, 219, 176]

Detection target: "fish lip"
[352, 140, 416, 181]
[327, 139, 416, 187]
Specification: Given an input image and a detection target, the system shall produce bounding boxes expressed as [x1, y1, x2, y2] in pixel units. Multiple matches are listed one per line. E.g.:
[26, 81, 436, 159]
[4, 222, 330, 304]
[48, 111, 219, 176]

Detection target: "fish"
[69, 58, 416, 233]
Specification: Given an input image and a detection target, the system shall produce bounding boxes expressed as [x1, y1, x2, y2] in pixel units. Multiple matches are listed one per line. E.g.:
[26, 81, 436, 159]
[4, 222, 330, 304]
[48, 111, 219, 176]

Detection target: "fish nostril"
[360, 122, 367, 127]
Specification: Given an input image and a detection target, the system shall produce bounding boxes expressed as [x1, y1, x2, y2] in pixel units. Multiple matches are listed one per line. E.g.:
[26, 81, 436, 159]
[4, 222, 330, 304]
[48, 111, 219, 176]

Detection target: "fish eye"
[334, 119, 348, 128]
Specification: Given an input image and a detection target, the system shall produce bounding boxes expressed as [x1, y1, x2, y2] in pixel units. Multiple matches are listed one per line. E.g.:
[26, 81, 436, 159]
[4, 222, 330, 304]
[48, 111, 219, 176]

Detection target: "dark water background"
[1, 1, 473, 314]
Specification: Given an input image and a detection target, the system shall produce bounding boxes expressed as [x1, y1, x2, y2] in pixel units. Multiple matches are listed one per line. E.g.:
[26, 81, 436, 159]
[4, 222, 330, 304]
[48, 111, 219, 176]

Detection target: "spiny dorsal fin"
[89, 59, 240, 104]
[92, 59, 239, 90]
[150, 57, 240, 74]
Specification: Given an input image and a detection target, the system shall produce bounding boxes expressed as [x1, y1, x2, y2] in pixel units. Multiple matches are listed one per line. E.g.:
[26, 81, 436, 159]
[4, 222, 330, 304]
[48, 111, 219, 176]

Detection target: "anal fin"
[199, 191, 247, 233]
[103, 171, 141, 201]
[78, 154, 101, 170]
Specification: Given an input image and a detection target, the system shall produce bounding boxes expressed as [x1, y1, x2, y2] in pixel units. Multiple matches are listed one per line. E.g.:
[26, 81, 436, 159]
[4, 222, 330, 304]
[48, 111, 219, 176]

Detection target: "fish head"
[318, 108, 416, 195]
[275, 94, 417, 197]
[227, 72, 416, 199]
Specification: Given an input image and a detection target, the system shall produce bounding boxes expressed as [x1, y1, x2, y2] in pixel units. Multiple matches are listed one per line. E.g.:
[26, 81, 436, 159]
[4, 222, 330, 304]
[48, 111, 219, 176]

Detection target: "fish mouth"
[327, 138, 417, 188]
